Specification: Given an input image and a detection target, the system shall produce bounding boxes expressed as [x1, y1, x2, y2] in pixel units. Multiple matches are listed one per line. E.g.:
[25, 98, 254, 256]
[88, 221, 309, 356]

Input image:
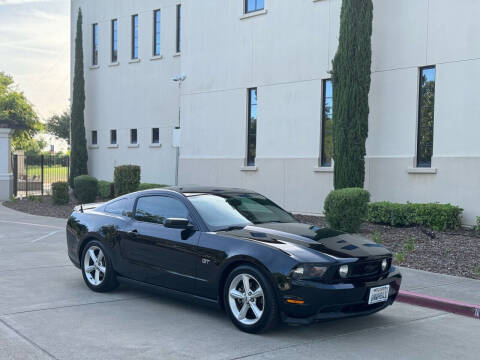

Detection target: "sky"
[0, 0, 70, 121]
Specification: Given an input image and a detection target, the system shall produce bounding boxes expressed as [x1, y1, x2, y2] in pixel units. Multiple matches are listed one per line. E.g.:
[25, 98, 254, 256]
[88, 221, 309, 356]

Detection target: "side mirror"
[164, 218, 192, 230]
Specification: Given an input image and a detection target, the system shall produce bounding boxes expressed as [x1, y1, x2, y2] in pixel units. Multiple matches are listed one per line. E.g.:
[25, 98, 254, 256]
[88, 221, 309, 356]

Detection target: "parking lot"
[1, 204, 479, 360]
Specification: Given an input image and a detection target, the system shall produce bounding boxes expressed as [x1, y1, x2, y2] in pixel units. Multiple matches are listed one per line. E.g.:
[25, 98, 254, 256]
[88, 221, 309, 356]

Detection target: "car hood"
[217, 222, 390, 262]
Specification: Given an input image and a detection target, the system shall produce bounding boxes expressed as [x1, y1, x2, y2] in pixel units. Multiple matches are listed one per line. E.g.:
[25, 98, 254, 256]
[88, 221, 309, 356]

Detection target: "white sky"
[0, 0, 70, 120]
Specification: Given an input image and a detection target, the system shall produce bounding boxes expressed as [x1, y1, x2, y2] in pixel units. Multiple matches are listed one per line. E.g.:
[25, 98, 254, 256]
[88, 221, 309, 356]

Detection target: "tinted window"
[245, 0, 264, 13]
[152, 128, 159, 143]
[132, 14, 139, 59]
[130, 129, 137, 144]
[417, 66, 436, 167]
[105, 198, 131, 216]
[176, 5, 181, 53]
[135, 196, 189, 224]
[111, 19, 118, 62]
[91, 130, 97, 145]
[92, 23, 98, 65]
[247, 88, 257, 166]
[153, 10, 161, 56]
[321, 79, 333, 167]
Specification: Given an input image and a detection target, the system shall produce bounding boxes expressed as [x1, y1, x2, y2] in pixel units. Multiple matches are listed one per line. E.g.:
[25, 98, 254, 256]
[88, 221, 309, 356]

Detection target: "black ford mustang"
[66, 186, 401, 333]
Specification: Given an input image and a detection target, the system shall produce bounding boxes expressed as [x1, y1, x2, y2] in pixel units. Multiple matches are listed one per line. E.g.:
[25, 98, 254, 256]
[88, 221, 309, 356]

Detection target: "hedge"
[98, 180, 114, 199]
[324, 188, 371, 233]
[368, 202, 463, 231]
[74, 175, 98, 203]
[138, 183, 168, 191]
[51, 182, 69, 205]
[114, 165, 140, 196]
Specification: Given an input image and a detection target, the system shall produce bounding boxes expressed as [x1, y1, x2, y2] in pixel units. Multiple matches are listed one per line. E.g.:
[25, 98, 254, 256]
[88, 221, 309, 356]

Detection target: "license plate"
[368, 285, 390, 304]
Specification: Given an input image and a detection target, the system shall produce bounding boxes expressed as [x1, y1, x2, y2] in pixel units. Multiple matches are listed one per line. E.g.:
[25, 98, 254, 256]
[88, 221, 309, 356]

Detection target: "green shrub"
[473, 217, 480, 233]
[114, 165, 141, 196]
[324, 188, 371, 233]
[368, 202, 463, 231]
[138, 183, 168, 191]
[51, 182, 69, 205]
[74, 175, 98, 203]
[98, 180, 114, 198]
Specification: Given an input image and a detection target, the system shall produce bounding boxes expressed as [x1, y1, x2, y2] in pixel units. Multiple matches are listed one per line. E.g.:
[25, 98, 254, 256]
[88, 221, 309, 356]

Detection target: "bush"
[114, 165, 140, 196]
[74, 175, 98, 203]
[98, 180, 114, 199]
[324, 188, 371, 233]
[138, 183, 168, 191]
[368, 202, 463, 231]
[51, 182, 69, 205]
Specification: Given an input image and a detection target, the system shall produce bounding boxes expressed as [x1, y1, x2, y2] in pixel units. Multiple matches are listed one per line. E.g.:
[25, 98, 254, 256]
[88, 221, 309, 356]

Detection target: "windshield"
[188, 193, 297, 231]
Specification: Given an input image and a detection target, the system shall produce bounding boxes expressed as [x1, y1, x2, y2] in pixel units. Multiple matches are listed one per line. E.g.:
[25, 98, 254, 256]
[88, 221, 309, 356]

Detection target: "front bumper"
[279, 267, 402, 325]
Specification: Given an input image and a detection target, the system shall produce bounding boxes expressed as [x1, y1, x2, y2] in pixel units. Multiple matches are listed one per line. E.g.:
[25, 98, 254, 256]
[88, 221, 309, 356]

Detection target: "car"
[66, 186, 402, 333]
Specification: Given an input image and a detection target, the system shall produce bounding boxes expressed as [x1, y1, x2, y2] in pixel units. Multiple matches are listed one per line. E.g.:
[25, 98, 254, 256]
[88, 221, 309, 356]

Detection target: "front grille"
[335, 258, 391, 281]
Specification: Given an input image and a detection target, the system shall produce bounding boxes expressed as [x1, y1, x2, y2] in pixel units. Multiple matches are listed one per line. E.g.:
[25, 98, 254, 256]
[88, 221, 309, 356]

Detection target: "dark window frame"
[152, 128, 160, 144]
[246, 88, 257, 166]
[130, 128, 138, 145]
[320, 79, 333, 167]
[416, 65, 436, 168]
[111, 19, 118, 63]
[176, 4, 181, 53]
[153, 9, 161, 56]
[244, 0, 264, 14]
[91, 130, 97, 145]
[92, 23, 99, 65]
[110, 129, 117, 145]
[133, 195, 190, 225]
[131, 14, 139, 59]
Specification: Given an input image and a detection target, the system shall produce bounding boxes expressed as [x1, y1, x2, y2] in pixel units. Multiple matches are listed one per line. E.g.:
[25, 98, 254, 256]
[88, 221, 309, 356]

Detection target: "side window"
[135, 196, 189, 224]
[104, 198, 131, 216]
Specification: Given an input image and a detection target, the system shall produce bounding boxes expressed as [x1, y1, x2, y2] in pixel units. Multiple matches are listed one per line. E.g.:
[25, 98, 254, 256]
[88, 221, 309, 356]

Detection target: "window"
[246, 88, 257, 166]
[92, 23, 98, 65]
[152, 128, 160, 144]
[91, 130, 98, 145]
[417, 66, 436, 168]
[176, 4, 181, 53]
[135, 196, 189, 224]
[131, 14, 139, 59]
[105, 198, 131, 216]
[153, 10, 161, 56]
[245, 0, 264, 13]
[321, 79, 333, 167]
[130, 129, 138, 144]
[110, 129, 117, 145]
[111, 19, 118, 63]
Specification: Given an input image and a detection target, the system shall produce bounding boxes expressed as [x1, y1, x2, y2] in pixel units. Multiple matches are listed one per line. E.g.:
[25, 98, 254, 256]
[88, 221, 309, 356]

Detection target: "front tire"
[81, 240, 118, 292]
[224, 265, 279, 333]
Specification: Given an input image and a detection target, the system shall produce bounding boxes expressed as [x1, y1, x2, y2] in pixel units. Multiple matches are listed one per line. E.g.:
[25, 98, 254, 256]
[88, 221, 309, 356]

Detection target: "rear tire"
[224, 265, 279, 333]
[81, 240, 118, 292]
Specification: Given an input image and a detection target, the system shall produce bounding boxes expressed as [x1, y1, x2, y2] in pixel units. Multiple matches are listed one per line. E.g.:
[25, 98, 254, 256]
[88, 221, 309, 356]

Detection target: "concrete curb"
[397, 290, 480, 319]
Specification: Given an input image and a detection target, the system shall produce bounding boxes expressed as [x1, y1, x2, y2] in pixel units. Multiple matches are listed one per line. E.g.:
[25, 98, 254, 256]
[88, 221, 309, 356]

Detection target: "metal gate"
[12, 154, 69, 197]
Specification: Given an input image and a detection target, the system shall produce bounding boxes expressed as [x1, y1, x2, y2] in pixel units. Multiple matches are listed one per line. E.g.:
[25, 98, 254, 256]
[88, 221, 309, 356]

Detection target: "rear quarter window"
[104, 198, 132, 216]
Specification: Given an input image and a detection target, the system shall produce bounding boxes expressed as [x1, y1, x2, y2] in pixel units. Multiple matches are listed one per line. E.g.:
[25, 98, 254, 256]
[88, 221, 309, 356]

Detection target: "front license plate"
[368, 285, 390, 304]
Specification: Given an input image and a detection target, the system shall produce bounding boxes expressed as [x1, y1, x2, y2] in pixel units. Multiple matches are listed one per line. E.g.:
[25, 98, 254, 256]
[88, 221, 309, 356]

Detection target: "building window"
[176, 4, 181, 53]
[321, 79, 333, 167]
[91, 131, 97, 145]
[131, 14, 139, 59]
[111, 19, 118, 63]
[245, 0, 264, 13]
[92, 23, 98, 65]
[110, 130, 117, 145]
[152, 128, 160, 144]
[417, 66, 436, 168]
[246, 88, 257, 166]
[153, 10, 161, 56]
[130, 129, 138, 144]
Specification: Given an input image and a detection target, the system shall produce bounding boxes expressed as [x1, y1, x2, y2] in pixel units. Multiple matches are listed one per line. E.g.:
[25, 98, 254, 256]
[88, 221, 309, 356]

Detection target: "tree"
[0, 72, 42, 149]
[69, 8, 88, 187]
[331, 0, 373, 189]
[46, 110, 71, 145]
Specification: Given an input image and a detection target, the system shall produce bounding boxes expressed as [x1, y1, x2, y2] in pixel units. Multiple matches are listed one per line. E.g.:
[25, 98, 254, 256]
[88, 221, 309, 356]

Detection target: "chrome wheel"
[83, 246, 106, 286]
[228, 273, 265, 325]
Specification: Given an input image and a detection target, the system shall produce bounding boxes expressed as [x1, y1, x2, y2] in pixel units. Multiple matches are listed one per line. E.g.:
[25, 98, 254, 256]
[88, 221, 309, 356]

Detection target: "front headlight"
[290, 264, 329, 280]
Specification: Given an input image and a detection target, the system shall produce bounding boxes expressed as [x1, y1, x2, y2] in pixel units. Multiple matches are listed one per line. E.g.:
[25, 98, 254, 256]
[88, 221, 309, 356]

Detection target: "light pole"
[172, 74, 186, 186]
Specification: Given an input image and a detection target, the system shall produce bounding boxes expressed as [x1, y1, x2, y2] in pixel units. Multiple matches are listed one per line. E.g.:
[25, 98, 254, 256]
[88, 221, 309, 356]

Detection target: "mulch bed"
[296, 215, 480, 280]
[3, 198, 479, 280]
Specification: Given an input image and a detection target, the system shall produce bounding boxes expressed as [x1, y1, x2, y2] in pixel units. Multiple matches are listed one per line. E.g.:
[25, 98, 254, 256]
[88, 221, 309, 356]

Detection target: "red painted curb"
[397, 290, 480, 319]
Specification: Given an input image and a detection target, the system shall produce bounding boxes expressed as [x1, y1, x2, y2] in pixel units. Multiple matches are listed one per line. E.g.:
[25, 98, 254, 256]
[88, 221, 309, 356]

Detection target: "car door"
[120, 194, 201, 294]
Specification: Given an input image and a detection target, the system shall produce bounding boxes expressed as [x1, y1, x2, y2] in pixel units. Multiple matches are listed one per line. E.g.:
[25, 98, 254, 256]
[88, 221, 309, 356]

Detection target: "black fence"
[12, 154, 69, 197]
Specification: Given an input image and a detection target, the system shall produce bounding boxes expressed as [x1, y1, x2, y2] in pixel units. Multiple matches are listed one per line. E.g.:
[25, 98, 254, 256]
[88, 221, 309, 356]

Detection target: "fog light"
[381, 259, 388, 271]
[339, 265, 349, 278]
[291, 266, 304, 280]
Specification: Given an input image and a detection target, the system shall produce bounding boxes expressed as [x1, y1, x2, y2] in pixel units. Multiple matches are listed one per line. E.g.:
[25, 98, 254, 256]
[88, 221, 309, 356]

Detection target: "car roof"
[165, 186, 256, 196]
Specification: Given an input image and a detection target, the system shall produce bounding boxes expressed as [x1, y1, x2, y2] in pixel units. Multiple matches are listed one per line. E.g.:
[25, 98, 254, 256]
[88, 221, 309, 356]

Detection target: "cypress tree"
[331, 0, 373, 189]
[69, 8, 88, 187]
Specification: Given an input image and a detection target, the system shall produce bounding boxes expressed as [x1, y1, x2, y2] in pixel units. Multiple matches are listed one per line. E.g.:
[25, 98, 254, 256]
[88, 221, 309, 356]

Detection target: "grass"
[24, 165, 68, 184]
[395, 252, 405, 263]
[404, 237, 416, 253]
[372, 231, 383, 244]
